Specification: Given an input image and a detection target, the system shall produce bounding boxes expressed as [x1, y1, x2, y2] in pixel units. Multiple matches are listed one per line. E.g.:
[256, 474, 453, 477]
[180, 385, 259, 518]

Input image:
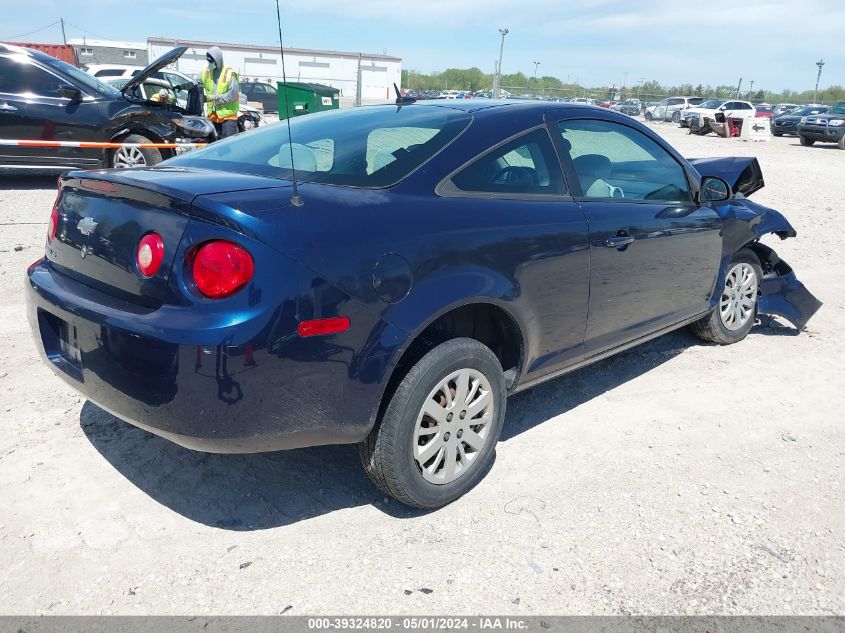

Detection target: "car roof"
[361, 100, 627, 118]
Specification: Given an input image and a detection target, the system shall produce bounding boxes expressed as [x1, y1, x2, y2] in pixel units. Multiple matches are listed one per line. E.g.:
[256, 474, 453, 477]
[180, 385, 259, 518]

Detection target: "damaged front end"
[688, 156, 823, 331]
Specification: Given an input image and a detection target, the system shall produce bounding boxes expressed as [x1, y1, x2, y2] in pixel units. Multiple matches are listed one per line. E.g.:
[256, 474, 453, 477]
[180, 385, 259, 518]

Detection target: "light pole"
[748, 80, 754, 99]
[813, 59, 825, 104]
[492, 28, 509, 99]
[533, 60, 540, 77]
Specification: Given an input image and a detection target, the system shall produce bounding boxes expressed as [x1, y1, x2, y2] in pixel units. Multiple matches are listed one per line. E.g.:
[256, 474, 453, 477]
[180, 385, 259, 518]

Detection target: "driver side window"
[558, 119, 691, 202]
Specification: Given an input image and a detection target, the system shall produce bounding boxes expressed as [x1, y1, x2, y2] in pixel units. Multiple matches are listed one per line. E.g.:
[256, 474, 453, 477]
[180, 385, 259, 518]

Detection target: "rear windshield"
[167, 106, 472, 188]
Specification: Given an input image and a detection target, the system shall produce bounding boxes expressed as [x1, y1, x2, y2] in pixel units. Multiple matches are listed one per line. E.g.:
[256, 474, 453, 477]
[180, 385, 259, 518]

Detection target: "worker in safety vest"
[202, 46, 240, 138]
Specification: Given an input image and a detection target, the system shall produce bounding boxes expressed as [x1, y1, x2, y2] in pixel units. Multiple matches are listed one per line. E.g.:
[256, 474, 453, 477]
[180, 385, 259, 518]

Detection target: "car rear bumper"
[26, 259, 393, 453]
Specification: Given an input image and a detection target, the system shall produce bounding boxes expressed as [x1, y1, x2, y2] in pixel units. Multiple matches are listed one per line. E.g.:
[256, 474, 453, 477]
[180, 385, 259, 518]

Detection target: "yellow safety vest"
[201, 65, 239, 120]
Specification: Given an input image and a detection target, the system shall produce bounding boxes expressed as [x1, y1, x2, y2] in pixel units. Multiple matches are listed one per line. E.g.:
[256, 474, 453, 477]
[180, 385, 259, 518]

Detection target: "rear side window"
[448, 128, 565, 196]
[167, 106, 472, 188]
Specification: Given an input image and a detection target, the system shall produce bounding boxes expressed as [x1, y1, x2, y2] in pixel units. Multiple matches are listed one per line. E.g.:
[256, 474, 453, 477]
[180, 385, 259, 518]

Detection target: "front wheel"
[838, 135, 845, 150]
[772, 132, 783, 137]
[690, 249, 762, 345]
[645, 111, 653, 121]
[360, 338, 507, 508]
[799, 135, 815, 147]
[110, 134, 162, 168]
[672, 111, 681, 123]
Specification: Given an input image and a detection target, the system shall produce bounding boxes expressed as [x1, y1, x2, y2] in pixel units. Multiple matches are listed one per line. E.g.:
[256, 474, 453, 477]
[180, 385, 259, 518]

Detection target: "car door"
[0, 52, 102, 168]
[653, 99, 669, 120]
[552, 117, 723, 355]
[438, 126, 591, 378]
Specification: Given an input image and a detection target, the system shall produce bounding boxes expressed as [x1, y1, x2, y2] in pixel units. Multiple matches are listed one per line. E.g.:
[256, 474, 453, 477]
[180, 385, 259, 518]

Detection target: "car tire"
[838, 135, 845, 150]
[772, 132, 782, 137]
[360, 338, 507, 509]
[799, 135, 815, 147]
[672, 111, 681, 123]
[110, 134, 163, 168]
[645, 112, 653, 121]
[690, 248, 762, 345]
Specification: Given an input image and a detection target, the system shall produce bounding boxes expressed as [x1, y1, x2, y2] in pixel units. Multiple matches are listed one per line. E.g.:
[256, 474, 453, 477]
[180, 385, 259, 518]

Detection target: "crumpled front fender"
[752, 243, 822, 331]
[712, 198, 821, 331]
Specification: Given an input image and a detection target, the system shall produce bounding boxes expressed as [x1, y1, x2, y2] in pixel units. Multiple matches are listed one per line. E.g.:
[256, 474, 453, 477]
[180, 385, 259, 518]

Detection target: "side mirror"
[58, 85, 82, 101]
[699, 176, 731, 203]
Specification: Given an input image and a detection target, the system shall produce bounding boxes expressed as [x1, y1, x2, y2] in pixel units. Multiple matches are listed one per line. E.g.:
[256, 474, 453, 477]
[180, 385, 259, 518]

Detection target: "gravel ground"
[0, 123, 843, 615]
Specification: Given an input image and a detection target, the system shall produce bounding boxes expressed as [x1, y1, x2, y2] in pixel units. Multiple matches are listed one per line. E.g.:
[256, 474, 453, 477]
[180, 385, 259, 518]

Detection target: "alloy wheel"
[719, 263, 758, 331]
[413, 368, 494, 485]
[113, 146, 147, 168]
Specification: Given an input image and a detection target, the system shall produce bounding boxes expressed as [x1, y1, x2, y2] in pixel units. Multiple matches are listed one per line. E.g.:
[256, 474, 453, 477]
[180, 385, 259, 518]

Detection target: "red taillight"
[136, 233, 165, 277]
[48, 207, 59, 242]
[192, 240, 254, 299]
[48, 179, 60, 242]
[298, 316, 351, 337]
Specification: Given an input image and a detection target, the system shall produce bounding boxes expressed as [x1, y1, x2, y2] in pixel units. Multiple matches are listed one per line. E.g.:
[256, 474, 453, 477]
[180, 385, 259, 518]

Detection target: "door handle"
[0, 102, 19, 112]
[602, 235, 635, 248]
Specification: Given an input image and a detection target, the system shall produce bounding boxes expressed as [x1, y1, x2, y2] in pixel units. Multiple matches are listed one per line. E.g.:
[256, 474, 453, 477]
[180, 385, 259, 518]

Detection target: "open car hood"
[121, 46, 187, 96]
[687, 156, 765, 198]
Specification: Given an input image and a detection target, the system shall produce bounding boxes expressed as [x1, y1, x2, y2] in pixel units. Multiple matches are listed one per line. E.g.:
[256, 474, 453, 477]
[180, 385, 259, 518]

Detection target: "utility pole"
[492, 28, 508, 99]
[355, 53, 362, 107]
[748, 79, 754, 99]
[813, 59, 825, 104]
[735, 77, 742, 99]
[60, 17, 66, 44]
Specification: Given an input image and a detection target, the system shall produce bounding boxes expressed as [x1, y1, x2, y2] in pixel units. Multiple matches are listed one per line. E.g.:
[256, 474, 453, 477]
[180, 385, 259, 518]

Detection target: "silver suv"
[644, 96, 704, 122]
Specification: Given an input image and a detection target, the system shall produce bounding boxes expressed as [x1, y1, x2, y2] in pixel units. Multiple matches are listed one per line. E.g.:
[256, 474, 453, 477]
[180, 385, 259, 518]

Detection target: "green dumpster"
[277, 82, 340, 119]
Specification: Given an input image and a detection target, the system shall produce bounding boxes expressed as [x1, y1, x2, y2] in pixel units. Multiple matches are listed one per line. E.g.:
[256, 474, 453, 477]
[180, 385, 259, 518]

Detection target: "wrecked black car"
[0, 44, 215, 170]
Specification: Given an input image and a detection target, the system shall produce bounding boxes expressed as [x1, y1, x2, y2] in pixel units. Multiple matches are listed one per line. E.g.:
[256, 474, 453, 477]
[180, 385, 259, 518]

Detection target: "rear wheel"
[360, 338, 506, 509]
[799, 135, 815, 147]
[111, 134, 162, 168]
[838, 135, 845, 150]
[672, 111, 681, 123]
[645, 111, 653, 121]
[772, 132, 783, 137]
[690, 249, 762, 345]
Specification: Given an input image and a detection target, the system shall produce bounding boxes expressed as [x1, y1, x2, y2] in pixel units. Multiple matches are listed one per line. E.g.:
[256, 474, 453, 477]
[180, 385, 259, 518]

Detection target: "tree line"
[402, 68, 845, 103]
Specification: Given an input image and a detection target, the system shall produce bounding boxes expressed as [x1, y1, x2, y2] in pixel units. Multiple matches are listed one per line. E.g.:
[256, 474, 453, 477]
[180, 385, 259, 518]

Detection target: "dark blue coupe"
[26, 101, 821, 508]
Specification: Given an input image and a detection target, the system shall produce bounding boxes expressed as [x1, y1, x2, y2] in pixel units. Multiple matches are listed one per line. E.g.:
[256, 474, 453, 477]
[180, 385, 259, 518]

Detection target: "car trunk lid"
[46, 168, 291, 308]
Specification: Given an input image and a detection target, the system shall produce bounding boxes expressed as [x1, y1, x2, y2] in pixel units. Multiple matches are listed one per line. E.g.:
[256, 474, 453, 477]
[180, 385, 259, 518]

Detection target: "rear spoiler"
[686, 156, 765, 197]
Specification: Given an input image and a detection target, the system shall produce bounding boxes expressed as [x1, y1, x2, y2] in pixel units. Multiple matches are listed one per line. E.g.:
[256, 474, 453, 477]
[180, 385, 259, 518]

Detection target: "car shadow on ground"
[80, 322, 790, 530]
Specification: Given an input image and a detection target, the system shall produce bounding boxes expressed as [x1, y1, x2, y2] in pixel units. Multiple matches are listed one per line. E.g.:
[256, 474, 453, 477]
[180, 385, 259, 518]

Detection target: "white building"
[148, 37, 401, 105]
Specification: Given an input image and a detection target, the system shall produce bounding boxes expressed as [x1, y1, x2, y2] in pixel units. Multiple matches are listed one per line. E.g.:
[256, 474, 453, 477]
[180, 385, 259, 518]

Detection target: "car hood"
[803, 110, 845, 121]
[121, 46, 187, 96]
[686, 156, 765, 198]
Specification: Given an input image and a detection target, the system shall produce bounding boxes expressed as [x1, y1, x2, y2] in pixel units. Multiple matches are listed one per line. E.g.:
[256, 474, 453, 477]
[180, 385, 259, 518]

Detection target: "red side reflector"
[298, 316, 350, 337]
[48, 178, 60, 242]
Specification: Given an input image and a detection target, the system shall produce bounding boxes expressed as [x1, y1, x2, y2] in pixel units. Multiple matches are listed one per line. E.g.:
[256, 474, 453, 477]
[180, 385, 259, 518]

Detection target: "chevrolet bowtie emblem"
[77, 217, 98, 236]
